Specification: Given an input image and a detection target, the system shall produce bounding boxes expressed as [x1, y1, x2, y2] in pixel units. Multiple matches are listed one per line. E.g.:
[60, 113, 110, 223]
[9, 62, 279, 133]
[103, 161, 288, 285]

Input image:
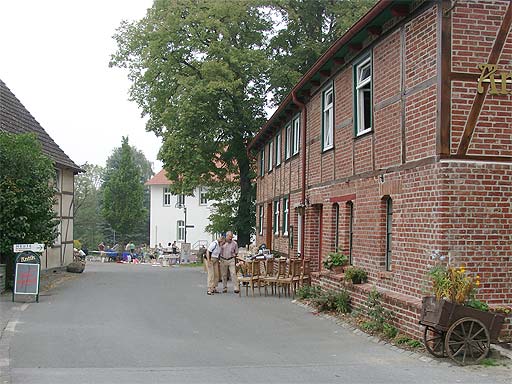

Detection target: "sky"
[0, 0, 163, 170]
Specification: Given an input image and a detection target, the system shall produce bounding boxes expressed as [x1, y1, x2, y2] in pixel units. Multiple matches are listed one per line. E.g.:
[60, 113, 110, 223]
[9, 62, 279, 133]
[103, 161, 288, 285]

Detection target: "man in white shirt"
[206, 236, 225, 295]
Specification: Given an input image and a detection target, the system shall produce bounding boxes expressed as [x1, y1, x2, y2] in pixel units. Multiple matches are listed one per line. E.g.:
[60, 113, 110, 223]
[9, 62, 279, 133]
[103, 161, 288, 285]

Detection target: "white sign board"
[13, 243, 44, 253]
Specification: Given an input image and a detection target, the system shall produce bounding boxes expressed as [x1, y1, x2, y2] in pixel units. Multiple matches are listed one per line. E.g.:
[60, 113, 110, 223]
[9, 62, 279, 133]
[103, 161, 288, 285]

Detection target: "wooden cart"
[419, 296, 505, 365]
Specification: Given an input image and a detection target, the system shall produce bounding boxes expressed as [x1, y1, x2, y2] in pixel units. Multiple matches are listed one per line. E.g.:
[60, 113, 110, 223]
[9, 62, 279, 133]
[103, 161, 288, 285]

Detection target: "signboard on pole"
[13, 243, 44, 253]
[13, 251, 41, 302]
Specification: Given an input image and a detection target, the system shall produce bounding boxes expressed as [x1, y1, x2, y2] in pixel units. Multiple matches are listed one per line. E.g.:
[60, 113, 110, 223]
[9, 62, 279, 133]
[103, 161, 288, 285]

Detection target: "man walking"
[220, 231, 239, 294]
[206, 236, 224, 295]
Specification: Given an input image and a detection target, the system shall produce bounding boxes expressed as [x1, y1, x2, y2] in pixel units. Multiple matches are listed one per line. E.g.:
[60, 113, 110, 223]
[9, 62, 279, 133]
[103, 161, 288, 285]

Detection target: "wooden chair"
[264, 258, 286, 296]
[299, 259, 311, 287]
[278, 259, 302, 298]
[238, 260, 262, 297]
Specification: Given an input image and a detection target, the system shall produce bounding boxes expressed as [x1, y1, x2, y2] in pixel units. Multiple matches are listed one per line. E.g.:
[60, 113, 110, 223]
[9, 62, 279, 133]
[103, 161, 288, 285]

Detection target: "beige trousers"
[207, 258, 220, 291]
[220, 258, 239, 290]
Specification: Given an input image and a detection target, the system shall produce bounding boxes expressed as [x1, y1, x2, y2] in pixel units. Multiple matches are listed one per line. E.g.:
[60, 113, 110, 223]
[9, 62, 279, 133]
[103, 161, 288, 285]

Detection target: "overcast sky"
[0, 0, 163, 170]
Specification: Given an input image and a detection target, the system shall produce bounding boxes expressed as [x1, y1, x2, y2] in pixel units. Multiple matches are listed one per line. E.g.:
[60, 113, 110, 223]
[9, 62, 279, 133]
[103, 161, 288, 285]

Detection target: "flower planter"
[331, 265, 344, 274]
[420, 296, 505, 365]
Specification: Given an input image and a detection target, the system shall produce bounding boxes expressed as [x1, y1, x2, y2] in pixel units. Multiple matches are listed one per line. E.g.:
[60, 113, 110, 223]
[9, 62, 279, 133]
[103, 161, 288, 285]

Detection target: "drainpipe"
[292, 90, 307, 260]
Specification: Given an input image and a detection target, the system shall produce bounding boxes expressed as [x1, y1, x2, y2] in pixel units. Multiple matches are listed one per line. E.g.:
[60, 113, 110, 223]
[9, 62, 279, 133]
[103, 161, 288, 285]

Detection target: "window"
[385, 198, 392, 271]
[177, 194, 185, 206]
[347, 201, 354, 265]
[285, 124, 292, 159]
[258, 205, 264, 235]
[355, 57, 372, 135]
[199, 187, 208, 205]
[177, 220, 185, 241]
[292, 116, 300, 155]
[334, 203, 340, 251]
[273, 200, 280, 235]
[322, 87, 334, 150]
[282, 197, 289, 235]
[259, 149, 265, 176]
[268, 141, 273, 171]
[163, 187, 172, 206]
[54, 169, 61, 192]
[275, 133, 281, 166]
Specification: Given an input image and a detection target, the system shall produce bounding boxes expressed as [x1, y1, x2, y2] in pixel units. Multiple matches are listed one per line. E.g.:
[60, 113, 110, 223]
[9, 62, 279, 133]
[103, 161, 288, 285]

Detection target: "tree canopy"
[0, 132, 58, 263]
[102, 137, 147, 244]
[111, 0, 376, 246]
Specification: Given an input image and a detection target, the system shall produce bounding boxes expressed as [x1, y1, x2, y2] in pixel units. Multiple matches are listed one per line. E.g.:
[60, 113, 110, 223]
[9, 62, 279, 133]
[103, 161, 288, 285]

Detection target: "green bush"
[394, 334, 411, 345]
[383, 323, 398, 339]
[362, 287, 393, 332]
[296, 285, 322, 300]
[466, 299, 489, 312]
[322, 252, 348, 270]
[344, 266, 368, 284]
[406, 339, 422, 348]
[313, 289, 351, 313]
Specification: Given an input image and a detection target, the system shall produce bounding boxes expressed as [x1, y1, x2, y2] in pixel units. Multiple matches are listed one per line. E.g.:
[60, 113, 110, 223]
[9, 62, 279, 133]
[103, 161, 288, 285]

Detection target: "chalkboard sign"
[13, 251, 41, 302]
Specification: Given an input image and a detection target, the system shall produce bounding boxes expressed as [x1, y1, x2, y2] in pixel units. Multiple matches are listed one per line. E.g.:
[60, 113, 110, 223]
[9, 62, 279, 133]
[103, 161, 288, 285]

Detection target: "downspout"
[292, 91, 307, 259]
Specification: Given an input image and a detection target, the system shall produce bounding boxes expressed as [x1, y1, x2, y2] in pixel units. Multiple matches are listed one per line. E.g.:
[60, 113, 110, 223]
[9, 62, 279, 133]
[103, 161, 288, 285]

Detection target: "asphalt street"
[4, 263, 511, 383]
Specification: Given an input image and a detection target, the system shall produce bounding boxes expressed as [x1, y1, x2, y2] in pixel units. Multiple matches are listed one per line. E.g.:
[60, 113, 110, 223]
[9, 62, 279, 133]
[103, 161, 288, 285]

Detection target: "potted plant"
[344, 266, 368, 284]
[323, 252, 348, 274]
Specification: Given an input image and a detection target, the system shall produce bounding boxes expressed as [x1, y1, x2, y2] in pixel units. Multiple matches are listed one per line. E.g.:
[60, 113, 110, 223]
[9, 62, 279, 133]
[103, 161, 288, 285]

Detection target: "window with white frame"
[177, 194, 185, 206]
[268, 141, 273, 171]
[285, 124, 292, 159]
[322, 87, 334, 150]
[275, 132, 281, 166]
[177, 220, 185, 241]
[355, 57, 372, 135]
[273, 199, 280, 235]
[292, 116, 300, 155]
[199, 187, 208, 205]
[163, 187, 172, 206]
[259, 149, 265, 176]
[54, 169, 62, 192]
[282, 196, 289, 235]
[258, 205, 264, 235]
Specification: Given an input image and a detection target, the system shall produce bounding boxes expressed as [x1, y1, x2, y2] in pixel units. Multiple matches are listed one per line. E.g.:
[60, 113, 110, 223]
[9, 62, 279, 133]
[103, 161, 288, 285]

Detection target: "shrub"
[406, 339, 422, 348]
[296, 285, 322, 300]
[344, 266, 368, 284]
[383, 323, 398, 339]
[313, 289, 351, 313]
[466, 299, 489, 312]
[322, 252, 348, 270]
[362, 287, 393, 332]
[394, 335, 410, 345]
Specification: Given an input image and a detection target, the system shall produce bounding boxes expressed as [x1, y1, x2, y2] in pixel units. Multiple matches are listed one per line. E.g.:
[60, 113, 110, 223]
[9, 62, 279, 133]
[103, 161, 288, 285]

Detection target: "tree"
[111, 0, 270, 246]
[110, 0, 376, 246]
[102, 142, 154, 244]
[74, 163, 106, 248]
[0, 132, 59, 284]
[102, 137, 146, 244]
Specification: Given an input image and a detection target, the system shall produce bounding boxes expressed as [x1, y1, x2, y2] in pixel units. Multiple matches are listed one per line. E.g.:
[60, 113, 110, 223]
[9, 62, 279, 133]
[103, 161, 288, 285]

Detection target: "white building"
[145, 169, 215, 250]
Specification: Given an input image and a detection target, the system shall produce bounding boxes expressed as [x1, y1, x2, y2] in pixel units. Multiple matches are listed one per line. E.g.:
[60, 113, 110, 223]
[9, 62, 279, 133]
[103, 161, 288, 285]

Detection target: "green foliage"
[313, 289, 351, 314]
[362, 287, 393, 333]
[74, 163, 107, 248]
[466, 299, 489, 312]
[110, 0, 375, 246]
[322, 252, 348, 270]
[406, 339, 422, 348]
[394, 335, 411, 345]
[296, 285, 322, 300]
[480, 358, 500, 367]
[383, 323, 398, 339]
[0, 133, 59, 285]
[344, 266, 368, 284]
[0, 133, 59, 254]
[102, 137, 146, 244]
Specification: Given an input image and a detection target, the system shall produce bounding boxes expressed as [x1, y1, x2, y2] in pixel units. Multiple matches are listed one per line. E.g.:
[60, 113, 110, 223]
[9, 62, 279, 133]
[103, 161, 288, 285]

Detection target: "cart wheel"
[423, 326, 446, 358]
[444, 317, 490, 365]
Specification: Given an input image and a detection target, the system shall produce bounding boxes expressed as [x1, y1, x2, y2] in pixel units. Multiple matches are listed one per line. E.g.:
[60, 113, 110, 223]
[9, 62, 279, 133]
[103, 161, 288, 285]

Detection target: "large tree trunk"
[236, 149, 254, 248]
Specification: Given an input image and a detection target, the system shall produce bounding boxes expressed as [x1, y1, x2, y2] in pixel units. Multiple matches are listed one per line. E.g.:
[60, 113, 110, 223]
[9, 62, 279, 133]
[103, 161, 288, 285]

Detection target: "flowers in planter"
[344, 266, 368, 284]
[322, 252, 348, 271]
[428, 264, 480, 304]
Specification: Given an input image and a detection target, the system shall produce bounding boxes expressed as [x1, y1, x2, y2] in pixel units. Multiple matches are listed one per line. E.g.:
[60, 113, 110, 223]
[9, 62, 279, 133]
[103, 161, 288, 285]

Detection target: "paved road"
[4, 263, 511, 383]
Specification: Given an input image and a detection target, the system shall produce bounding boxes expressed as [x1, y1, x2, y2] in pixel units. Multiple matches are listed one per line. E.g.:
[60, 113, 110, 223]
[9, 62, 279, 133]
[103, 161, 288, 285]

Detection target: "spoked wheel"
[445, 317, 490, 365]
[423, 326, 446, 358]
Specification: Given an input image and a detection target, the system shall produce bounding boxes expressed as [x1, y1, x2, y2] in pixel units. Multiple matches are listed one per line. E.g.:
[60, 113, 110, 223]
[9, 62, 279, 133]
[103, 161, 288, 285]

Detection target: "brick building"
[249, 0, 511, 339]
